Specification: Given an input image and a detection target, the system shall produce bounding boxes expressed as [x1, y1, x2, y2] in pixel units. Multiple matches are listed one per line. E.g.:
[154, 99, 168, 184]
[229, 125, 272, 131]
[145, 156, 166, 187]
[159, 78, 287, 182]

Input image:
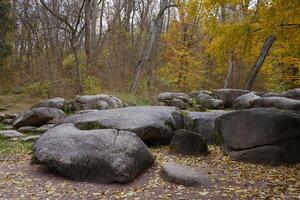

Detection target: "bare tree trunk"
[71, 42, 84, 94]
[244, 35, 276, 90]
[91, 0, 98, 66]
[224, 50, 233, 88]
[85, 0, 91, 68]
[129, 0, 171, 94]
[12, 0, 18, 68]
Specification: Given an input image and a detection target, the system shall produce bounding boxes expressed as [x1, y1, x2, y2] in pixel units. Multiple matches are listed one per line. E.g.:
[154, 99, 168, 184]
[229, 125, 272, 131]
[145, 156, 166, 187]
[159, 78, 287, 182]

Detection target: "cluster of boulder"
[0, 88, 299, 186]
[157, 92, 193, 110]
[157, 88, 300, 112]
[0, 94, 124, 141]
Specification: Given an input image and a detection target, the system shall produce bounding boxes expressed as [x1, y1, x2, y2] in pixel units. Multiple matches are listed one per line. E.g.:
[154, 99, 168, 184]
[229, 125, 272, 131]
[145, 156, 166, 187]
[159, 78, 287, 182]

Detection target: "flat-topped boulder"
[212, 89, 250, 107]
[35, 124, 55, 134]
[215, 108, 300, 165]
[251, 97, 300, 111]
[31, 97, 66, 110]
[13, 107, 66, 128]
[157, 92, 192, 110]
[184, 111, 230, 144]
[59, 106, 184, 145]
[73, 94, 123, 110]
[160, 162, 209, 187]
[32, 123, 154, 183]
[170, 129, 208, 155]
[233, 92, 261, 109]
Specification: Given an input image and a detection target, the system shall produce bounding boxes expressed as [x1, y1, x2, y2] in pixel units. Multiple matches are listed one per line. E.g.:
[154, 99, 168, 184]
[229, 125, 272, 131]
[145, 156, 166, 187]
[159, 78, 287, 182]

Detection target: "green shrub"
[83, 75, 102, 95]
[23, 81, 52, 98]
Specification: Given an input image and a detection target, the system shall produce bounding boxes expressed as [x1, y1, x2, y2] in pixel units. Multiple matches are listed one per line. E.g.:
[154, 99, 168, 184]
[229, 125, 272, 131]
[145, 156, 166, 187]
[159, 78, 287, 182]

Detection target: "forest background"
[0, 0, 299, 99]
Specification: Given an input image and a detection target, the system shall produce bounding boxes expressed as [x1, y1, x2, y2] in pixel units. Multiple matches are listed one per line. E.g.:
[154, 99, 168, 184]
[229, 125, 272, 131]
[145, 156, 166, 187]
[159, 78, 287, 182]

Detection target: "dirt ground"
[0, 144, 299, 200]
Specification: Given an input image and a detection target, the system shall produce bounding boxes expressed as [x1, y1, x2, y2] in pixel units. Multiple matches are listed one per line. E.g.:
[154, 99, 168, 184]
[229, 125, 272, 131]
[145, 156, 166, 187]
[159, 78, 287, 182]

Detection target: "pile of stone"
[1, 89, 299, 186]
[157, 92, 192, 110]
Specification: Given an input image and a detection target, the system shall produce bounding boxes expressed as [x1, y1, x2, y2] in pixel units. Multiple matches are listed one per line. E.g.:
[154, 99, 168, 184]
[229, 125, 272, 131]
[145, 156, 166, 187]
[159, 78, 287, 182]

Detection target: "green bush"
[83, 75, 102, 95]
[23, 81, 52, 98]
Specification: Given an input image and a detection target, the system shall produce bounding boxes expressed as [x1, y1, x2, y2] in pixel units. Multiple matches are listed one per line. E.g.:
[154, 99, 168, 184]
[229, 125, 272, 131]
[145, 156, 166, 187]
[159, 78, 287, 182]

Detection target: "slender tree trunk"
[224, 50, 233, 88]
[244, 35, 276, 90]
[129, 0, 169, 94]
[12, 0, 18, 68]
[71, 41, 84, 94]
[91, 0, 98, 66]
[85, 0, 91, 68]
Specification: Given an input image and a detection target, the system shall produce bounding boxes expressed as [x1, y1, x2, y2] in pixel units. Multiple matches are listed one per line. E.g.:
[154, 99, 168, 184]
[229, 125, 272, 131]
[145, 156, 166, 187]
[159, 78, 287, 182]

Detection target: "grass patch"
[0, 139, 33, 157]
[114, 93, 151, 106]
[0, 94, 25, 105]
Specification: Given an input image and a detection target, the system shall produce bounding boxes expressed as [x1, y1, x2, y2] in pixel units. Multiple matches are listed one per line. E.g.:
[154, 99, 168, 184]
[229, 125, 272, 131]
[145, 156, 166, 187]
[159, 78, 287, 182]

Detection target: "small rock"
[12, 86, 23, 94]
[194, 93, 224, 109]
[13, 107, 66, 128]
[281, 88, 300, 100]
[2, 118, 14, 125]
[160, 162, 209, 187]
[31, 97, 66, 110]
[212, 89, 250, 108]
[35, 124, 55, 134]
[21, 135, 41, 142]
[0, 130, 25, 138]
[233, 92, 261, 109]
[157, 92, 192, 110]
[4, 113, 18, 120]
[18, 126, 36, 133]
[170, 129, 208, 155]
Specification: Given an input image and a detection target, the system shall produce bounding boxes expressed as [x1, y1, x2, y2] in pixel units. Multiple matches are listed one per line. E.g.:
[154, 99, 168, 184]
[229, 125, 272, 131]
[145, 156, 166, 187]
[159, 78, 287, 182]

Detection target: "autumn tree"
[158, 0, 206, 92]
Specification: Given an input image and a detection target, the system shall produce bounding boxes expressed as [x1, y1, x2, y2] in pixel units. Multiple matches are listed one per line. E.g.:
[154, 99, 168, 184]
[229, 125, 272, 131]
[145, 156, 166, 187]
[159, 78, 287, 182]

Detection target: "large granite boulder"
[32, 123, 154, 183]
[157, 92, 192, 110]
[212, 89, 250, 107]
[281, 88, 300, 100]
[73, 94, 123, 111]
[13, 107, 66, 128]
[59, 106, 184, 145]
[215, 108, 300, 165]
[233, 92, 261, 109]
[194, 93, 224, 109]
[184, 111, 230, 144]
[251, 97, 300, 111]
[31, 98, 66, 110]
[160, 162, 209, 187]
[170, 129, 208, 155]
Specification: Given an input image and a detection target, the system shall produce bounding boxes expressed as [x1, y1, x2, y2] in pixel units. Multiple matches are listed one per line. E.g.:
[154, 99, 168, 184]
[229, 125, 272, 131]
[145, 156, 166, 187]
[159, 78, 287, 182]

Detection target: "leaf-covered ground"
[0, 139, 299, 200]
